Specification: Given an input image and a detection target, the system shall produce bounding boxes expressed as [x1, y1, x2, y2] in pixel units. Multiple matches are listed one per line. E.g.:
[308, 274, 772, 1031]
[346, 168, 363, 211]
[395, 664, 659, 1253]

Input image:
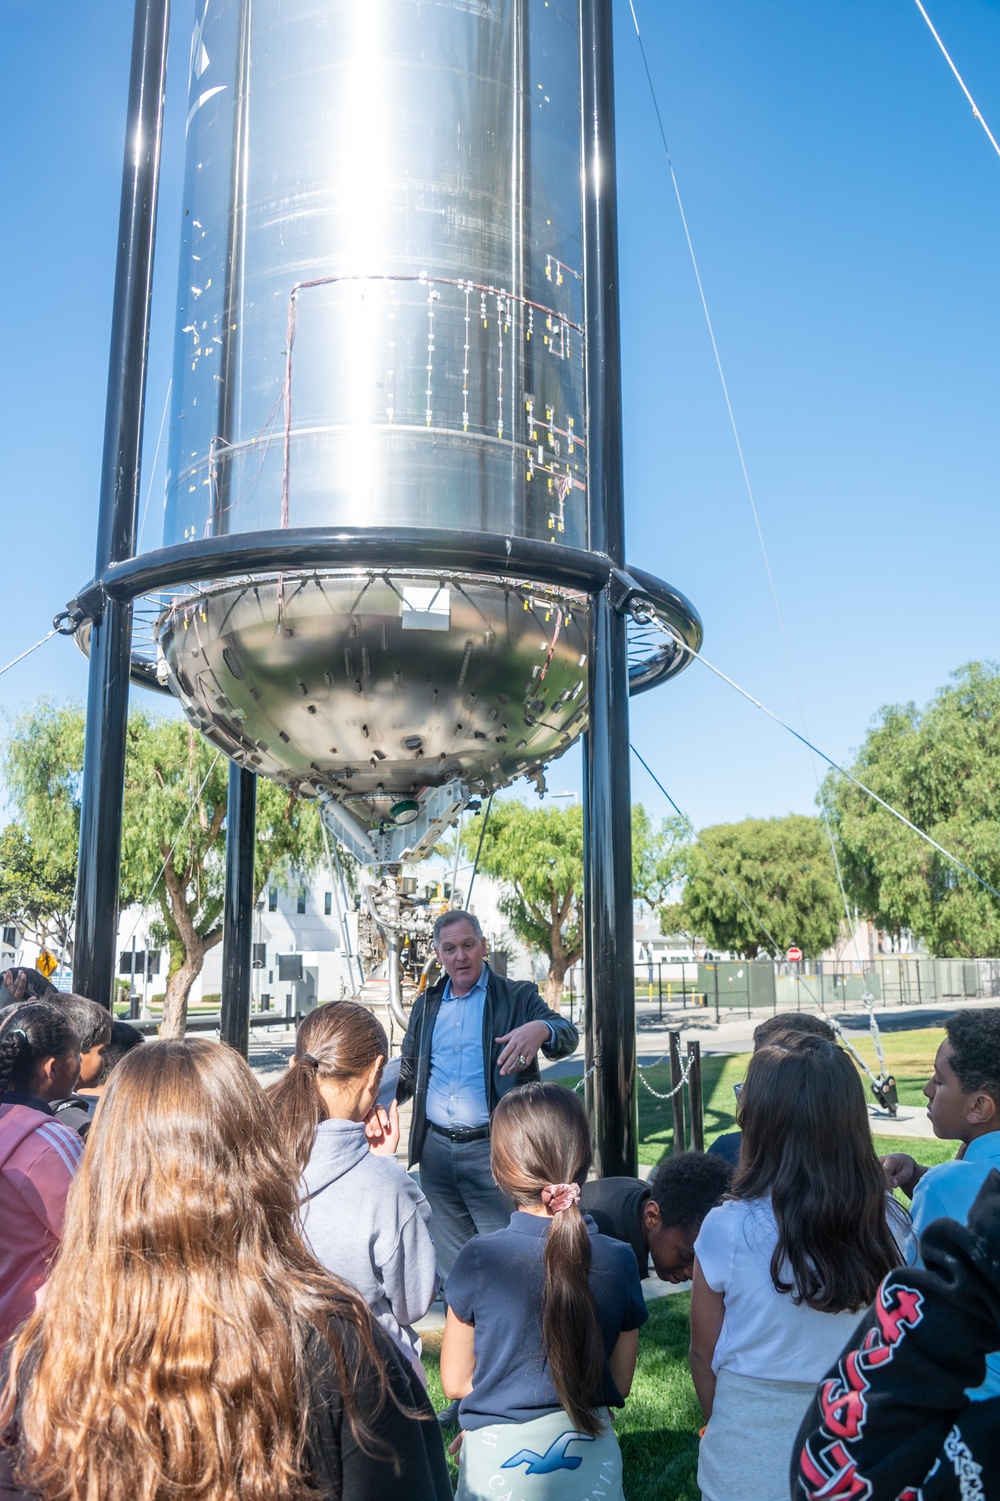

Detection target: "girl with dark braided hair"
[0, 1003, 84, 1342]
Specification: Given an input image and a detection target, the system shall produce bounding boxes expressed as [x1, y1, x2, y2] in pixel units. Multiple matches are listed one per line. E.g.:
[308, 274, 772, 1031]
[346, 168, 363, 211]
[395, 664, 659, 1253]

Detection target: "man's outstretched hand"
[496, 1021, 552, 1076]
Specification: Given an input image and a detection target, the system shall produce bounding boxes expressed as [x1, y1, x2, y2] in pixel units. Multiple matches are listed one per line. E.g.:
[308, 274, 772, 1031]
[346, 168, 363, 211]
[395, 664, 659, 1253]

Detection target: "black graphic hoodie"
[793, 1168, 1000, 1501]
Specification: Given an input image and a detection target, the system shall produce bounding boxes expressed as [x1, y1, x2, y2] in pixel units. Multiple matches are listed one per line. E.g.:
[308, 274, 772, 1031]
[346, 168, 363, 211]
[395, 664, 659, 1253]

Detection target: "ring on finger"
[517, 1053, 527, 1065]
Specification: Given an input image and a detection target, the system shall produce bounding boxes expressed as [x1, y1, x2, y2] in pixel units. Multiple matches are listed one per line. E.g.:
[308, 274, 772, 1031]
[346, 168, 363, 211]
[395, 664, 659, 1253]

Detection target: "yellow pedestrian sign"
[36, 948, 57, 979]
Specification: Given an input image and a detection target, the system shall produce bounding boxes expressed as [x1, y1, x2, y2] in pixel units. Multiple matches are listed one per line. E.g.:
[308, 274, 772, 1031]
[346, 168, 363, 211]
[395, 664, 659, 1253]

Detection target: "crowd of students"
[0, 965, 998, 1500]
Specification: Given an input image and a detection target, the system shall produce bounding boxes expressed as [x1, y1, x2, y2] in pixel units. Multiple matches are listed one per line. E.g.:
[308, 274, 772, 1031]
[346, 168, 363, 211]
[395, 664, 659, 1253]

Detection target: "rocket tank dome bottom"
[155, 569, 590, 821]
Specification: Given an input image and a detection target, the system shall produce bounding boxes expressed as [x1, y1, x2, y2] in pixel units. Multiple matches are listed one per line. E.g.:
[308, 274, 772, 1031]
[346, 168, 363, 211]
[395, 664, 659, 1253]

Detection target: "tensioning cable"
[631, 739, 900, 1112]
[910, 0, 1000, 162]
[465, 792, 495, 910]
[647, 618, 1000, 906]
[626, 0, 870, 981]
[630, 744, 784, 957]
[633, 741, 840, 1016]
[0, 630, 58, 680]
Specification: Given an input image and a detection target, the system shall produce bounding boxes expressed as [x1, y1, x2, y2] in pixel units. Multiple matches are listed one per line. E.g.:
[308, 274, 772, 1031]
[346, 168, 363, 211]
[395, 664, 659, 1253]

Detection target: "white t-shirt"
[694, 1198, 908, 1384]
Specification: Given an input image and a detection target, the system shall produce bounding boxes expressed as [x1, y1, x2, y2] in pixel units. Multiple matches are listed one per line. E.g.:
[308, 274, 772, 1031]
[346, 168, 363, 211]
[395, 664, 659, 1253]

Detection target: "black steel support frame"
[220, 763, 257, 1057]
[67, 528, 700, 668]
[70, 0, 700, 1141]
[72, 0, 170, 1008]
[580, 0, 638, 1176]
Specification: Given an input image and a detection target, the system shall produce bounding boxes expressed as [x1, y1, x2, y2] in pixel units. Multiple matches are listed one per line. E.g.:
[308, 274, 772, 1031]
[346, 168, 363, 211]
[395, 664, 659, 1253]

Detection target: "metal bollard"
[687, 1040, 704, 1152]
[669, 1030, 686, 1155]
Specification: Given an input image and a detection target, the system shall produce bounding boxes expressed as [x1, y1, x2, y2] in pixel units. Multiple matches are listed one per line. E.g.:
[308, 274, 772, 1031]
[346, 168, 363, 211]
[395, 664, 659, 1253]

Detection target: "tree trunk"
[159, 943, 206, 1038]
[544, 958, 569, 1011]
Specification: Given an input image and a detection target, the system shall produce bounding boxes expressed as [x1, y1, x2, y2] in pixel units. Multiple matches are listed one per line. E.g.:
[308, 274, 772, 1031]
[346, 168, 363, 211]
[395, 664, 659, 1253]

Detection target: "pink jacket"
[0, 1104, 84, 1344]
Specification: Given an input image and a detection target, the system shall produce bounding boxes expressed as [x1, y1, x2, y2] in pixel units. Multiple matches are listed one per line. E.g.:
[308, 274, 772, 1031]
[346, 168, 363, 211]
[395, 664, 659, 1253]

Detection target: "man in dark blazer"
[396, 908, 578, 1282]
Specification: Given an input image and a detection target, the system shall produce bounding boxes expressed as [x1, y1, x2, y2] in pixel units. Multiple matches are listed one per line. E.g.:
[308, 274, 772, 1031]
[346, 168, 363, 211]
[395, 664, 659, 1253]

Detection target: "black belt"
[427, 1120, 491, 1144]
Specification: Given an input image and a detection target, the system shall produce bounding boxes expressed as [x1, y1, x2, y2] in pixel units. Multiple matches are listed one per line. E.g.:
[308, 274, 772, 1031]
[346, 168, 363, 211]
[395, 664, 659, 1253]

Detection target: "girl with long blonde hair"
[0, 1039, 450, 1501]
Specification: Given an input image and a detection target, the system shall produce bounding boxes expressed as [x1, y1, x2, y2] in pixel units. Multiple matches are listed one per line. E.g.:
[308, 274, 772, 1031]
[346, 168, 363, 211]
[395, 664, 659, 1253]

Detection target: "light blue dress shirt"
[425, 964, 491, 1128]
[911, 1129, 1000, 1400]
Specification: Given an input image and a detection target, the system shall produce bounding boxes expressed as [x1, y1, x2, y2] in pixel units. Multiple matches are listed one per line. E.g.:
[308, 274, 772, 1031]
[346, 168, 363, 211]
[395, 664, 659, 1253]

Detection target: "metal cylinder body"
[152, 0, 598, 813]
[164, 0, 587, 550]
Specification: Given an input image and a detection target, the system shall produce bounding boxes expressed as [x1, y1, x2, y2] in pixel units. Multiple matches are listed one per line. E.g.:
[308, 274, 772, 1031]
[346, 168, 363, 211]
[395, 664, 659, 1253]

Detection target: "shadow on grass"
[616, 1295, 701, 1501]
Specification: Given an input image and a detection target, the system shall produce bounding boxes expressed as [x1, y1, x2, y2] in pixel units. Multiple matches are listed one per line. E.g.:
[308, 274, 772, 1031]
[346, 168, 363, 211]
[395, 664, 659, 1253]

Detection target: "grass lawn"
[554, 1032, 955, 1170]
[422, 1295, 702, 1500]
[623, 1025, 951, 1169]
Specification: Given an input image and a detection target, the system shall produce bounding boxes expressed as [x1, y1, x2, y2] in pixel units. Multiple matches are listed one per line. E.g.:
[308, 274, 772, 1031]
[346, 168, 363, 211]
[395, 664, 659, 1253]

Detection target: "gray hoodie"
[300, 1118, 438, 1378]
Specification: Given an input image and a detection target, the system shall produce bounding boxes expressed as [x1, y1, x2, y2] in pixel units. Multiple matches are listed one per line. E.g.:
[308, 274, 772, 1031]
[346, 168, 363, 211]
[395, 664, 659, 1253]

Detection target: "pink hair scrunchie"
[540, 1182, 581, 1214]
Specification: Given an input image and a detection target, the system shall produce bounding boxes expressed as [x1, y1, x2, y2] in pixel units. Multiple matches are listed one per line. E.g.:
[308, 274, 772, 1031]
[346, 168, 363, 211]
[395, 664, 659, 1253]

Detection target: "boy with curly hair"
[883, 1007, 1000, 1399]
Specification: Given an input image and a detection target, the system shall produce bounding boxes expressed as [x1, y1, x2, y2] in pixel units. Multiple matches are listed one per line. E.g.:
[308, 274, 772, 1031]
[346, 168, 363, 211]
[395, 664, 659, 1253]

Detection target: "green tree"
[1, 699, 85, 962]
[825, 662, 1000, 956]
[0, 823, 77, 957]
[2, 698, 326, 1033]
[631, 805, 691, 914]
[677, 814, 842, 959]
[466, 799, 686, 1006]
[465, 799, 583, 1007]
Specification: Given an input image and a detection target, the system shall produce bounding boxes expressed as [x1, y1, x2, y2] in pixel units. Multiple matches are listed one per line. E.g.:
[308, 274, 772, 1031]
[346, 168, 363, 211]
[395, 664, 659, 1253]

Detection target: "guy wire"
[650, 620, 1000, 906]
[0, 631, 57, 680]
[626, 0, 865, 967]
[911, 0, 1000, 161]
[466, 792, 495, 910]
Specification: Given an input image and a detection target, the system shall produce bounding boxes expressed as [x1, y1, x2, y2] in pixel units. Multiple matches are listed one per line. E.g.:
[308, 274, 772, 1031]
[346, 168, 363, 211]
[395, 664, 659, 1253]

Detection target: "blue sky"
[1, 0, 998, 834]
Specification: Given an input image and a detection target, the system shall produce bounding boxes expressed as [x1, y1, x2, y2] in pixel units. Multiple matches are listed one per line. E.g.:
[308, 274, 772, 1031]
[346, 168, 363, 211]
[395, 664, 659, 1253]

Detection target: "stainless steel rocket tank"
[166, 0, 588, 549]
[154, 0, 597, 831]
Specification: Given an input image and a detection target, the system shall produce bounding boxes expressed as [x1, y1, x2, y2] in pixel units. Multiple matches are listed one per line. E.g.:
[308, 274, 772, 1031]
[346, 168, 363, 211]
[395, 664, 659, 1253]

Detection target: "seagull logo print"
[502, 1430, 596, 1474]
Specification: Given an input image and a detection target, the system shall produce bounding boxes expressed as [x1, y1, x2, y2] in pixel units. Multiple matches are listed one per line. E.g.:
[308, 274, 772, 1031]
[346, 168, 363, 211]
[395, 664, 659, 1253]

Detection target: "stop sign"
[786, 946, 803, 963]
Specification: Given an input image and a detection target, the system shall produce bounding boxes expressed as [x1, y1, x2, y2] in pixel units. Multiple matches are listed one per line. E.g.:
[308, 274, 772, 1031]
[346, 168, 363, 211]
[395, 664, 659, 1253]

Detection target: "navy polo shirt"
[444, 1211, 648, 1430]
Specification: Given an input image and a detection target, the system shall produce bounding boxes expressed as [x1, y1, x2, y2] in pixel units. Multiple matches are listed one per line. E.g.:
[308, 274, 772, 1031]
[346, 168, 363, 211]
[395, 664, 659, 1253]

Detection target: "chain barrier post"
[669, 1030, 686, 1153]
[687, 1040, 704, 1152]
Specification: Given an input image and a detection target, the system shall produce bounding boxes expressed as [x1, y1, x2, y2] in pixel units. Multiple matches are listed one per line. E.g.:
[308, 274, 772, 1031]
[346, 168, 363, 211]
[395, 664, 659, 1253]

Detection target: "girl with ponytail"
[440, 1082, 647, 1500]
[0, 1003, 85, 1342]
[268, 1001, 438, 1382]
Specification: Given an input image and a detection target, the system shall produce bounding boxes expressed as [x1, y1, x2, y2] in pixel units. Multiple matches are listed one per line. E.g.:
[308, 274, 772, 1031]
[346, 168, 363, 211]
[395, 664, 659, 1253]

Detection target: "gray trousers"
[419, 1129, 509, 1282]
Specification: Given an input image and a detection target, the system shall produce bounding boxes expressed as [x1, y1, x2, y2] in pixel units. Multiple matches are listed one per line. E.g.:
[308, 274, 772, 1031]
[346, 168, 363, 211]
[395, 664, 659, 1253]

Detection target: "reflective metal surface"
[157, 569, 590, 816]
[163, 0, 588, 549]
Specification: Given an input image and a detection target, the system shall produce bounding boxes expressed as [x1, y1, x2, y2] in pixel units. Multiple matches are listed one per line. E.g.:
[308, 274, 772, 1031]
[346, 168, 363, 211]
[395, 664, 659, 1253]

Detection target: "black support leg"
[220, 763, 257, 1058]
[72, 0, 170, 1008]
[74, 603, 134, 1006]
[583, 590, 637, 1177]
[580, 0, 635, 1174]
